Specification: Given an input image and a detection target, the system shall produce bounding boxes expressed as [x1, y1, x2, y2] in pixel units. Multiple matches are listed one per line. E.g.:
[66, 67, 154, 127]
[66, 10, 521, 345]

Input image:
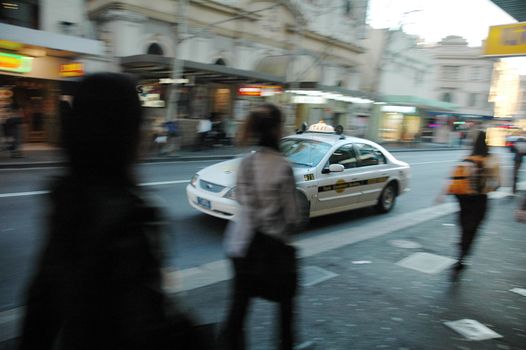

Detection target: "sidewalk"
[0, 142, 468, 169]
[177, 195, 526, 350]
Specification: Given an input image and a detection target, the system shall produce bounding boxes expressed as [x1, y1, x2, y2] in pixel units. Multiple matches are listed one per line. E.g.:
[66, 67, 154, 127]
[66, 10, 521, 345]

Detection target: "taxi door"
[352, 143, 391, 203]
[314, 144, 361, 213]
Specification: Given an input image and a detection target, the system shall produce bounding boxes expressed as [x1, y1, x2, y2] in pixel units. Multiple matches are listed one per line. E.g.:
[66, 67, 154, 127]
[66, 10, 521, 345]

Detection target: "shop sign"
[0, 52, 32, 73]
[238, 85, 283, 97]
[484, 22, 526, 57]
[59, 62, 84, 77]
[381, 105, 416, 113]
[0, 40, 23, 51]
[293, 95, 326, 104]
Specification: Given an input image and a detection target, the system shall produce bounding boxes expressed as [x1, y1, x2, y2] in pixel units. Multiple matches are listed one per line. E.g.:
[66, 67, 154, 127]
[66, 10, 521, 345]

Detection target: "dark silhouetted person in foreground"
[445, 131, 500, 280]
[220, 104, 305, 350]
[18, 73, 206, 350]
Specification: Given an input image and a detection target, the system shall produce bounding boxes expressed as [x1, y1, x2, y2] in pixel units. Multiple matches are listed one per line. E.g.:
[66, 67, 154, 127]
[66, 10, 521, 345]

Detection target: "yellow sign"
[484, 22, 526, 57]
[0, 40, 23, 51]
[59, 62, 84, 77]
[0, 52, 32, 73]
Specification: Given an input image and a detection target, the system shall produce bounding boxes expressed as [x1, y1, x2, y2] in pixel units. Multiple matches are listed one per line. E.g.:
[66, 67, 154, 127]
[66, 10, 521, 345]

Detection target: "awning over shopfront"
[286, 81, 378, 103]
[0, 23, 105, 56]
[255, 55, 322, 82]
[381, 95, 458, 111]
[121, 54, 285, 84]
[426, 111, 494, 120]
[489, 0, 526, 21]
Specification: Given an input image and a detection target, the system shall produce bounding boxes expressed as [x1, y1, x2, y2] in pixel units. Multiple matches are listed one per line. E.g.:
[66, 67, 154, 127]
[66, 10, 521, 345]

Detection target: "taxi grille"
[200, 180, 226, 193]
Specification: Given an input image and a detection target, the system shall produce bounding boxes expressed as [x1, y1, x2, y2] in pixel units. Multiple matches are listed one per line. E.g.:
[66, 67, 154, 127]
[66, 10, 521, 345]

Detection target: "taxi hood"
[197, 157, 307, 188]
[197, 158, 242, 187]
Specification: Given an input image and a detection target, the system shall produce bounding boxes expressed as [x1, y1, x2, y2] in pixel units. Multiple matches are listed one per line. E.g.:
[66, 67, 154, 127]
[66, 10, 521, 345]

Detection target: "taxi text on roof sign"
[484, 22, 526, 57]
[0, 52, 32, 73]
[308, 121, 335, 133]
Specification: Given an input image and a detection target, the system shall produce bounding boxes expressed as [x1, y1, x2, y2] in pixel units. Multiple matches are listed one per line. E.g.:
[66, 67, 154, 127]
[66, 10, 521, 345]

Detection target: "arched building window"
[147, 43, 164, 56]
[441, 92, 453, 103]
[214, 58, 226, 66]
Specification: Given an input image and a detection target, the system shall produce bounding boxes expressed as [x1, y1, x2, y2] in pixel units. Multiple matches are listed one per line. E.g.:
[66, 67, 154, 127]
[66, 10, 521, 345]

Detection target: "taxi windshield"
[280, 138, 331, 167]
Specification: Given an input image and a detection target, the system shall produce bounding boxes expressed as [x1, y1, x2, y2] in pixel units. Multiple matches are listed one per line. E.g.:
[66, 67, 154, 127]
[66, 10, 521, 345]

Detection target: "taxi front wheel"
[376, 183, 397, 213]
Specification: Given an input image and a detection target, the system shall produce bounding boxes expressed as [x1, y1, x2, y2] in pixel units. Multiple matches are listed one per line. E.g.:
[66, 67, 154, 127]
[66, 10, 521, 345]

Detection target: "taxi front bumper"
[186, 184, 239, 221]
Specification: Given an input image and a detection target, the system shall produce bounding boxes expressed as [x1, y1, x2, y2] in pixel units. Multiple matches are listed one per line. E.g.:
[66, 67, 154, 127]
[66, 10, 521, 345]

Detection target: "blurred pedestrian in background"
[5, 103, 23, 158]
[195, 116, 212, 151]
[220, 104, 304, 350]
[18, 73, 207, 350]
[444, 131, 500, 280]
[511, 134, 526, 194]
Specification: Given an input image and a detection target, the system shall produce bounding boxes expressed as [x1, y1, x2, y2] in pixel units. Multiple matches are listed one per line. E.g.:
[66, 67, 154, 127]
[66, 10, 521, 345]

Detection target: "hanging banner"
[484, 22, 526, 57]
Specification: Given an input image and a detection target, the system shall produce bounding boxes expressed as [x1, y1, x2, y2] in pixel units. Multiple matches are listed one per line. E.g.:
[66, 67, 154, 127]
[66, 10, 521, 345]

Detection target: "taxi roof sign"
[308, 121, 335, 133]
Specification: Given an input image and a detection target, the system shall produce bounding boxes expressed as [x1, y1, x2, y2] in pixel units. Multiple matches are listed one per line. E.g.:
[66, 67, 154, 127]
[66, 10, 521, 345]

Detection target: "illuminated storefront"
[375, 96, 457, 143]
[0, 22, 106, 144]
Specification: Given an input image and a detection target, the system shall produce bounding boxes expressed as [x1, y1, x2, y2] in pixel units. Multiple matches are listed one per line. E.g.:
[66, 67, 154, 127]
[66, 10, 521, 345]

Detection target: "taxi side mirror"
[324, 164, 344, 173]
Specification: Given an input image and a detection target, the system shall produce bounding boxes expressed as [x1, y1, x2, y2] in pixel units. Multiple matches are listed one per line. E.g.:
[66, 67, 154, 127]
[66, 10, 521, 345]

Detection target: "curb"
[0, 148, 467, 169]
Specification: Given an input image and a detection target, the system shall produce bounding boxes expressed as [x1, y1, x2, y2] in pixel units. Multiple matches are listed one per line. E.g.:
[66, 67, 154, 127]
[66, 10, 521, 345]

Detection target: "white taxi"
[186, 122, 410, 221]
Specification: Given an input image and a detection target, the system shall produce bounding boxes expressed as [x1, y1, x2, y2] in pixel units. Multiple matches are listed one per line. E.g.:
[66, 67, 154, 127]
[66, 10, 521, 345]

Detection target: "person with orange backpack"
[444, 131, 500, 279]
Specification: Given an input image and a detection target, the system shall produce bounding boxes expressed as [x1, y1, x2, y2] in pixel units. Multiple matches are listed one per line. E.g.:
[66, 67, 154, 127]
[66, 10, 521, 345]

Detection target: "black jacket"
[19, 176, 201, 350]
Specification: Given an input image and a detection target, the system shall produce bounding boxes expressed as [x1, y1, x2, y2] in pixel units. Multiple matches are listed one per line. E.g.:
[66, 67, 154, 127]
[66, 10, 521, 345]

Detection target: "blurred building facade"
[0, 0, 107, 144]
[360, 28, 458, 143]
[86, 0, 373, 146]
[424, 35, 496, 118]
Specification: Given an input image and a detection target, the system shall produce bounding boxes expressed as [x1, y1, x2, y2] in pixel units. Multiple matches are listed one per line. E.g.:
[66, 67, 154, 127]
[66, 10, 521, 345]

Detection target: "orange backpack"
[447, 158, 485, 195]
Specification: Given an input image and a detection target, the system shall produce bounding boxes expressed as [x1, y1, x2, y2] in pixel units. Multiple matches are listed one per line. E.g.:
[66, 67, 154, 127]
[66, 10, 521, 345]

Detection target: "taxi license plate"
[197, 197, 211, 210]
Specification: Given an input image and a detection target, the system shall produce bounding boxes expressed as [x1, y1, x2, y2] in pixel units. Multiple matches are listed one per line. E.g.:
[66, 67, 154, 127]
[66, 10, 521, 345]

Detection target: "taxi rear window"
[281, 139, 331, 167]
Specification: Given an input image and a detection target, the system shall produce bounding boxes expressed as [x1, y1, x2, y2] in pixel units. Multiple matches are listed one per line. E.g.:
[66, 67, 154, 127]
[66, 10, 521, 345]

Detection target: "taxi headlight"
[190, 174, 199, 188]
[224, 186, 237, 200]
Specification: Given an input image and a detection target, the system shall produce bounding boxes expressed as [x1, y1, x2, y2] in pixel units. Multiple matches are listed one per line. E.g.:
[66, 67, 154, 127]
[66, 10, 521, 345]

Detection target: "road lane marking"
[0, 159, 230, 171]
[0, 180, 190, 198]
[0, 190, 48, 198]
[410, 160, 456, 166]
[139, 180, 189, 186]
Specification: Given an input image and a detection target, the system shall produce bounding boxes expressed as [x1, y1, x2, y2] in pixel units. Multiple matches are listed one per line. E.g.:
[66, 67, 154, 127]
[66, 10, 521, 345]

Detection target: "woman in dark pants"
[221, 104, 303, 350]
[453, 131, 500, 275]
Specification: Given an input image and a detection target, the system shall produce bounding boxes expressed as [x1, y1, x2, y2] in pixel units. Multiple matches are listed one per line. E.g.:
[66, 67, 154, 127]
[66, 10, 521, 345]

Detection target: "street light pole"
[166, 0, 188, 122]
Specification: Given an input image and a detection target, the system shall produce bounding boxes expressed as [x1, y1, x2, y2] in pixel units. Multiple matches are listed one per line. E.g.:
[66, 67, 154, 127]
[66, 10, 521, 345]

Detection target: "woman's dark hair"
[62, 73, 142, 177]
[238, 103, 283, 151]
[472, 131, 489, 157]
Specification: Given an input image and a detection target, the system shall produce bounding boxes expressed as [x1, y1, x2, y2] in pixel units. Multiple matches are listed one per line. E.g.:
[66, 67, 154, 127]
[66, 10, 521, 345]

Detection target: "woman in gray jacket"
[221, 104, 303, 350]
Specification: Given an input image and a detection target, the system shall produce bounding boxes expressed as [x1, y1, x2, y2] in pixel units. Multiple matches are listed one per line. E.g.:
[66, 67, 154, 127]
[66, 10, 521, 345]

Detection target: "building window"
[0, 0, 39, 29]
[214, 58, 226, 66]
[441, 92, 453, 103]
[147, 43, 164, 55]
[344, 0, 352, 17]
[441, 65, 460, 80]
[468, 93, 478, 107]
[471, 66, 481, 80]
[414, 70, 423, 85]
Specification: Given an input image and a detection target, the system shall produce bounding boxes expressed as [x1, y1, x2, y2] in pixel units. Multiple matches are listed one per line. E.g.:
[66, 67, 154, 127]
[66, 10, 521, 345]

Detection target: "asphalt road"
[0, 148, 519, 312]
